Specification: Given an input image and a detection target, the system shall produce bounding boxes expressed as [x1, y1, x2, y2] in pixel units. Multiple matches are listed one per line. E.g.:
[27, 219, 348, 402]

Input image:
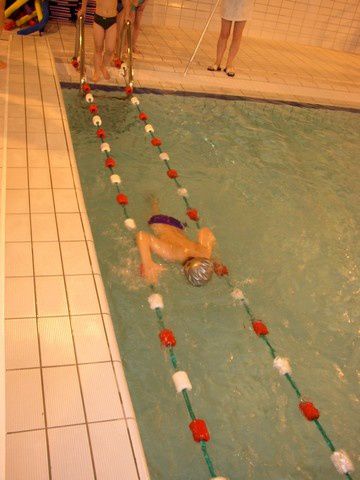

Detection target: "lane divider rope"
[81, 82, 226, 480]
[125, 91, 355, 479]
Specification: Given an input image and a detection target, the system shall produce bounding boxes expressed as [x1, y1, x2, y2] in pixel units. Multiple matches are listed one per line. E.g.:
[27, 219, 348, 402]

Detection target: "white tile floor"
[1, 33, 150, 480]
[1, 19, 359, 480]
[49, 23, 360, 108]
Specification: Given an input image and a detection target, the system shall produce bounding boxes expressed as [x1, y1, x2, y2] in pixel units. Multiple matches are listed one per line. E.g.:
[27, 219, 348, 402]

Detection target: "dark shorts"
[94, 13, 117, 30]
[117, 1, 123, 13]
[148, 215, 184, 230]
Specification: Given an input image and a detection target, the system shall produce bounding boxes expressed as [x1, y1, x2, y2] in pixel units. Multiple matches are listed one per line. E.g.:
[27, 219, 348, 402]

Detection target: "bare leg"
[102, 23, 117, 79]
[93, 22, 105, 82]
[215, 19, 232, 67]
[225, 20, 246, 73]
[132, 4, 145, 53]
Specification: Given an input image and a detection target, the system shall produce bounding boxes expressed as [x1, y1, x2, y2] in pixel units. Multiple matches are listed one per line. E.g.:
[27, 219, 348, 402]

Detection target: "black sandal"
[224, 67, 235, 77]
[207, 64, 221, 72]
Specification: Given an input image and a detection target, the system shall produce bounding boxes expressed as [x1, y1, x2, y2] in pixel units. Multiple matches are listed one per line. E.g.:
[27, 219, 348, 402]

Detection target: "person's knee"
[94, 45, 103, 54]
[220, 29, 230, 41]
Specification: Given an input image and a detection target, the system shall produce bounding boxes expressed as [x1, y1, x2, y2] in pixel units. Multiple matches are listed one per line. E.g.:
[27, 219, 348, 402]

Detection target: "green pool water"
[63, 88, 359, 480]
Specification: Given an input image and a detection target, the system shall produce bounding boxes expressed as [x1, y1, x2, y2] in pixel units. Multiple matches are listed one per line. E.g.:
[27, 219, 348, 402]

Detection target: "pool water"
[63, 88, 359, 480]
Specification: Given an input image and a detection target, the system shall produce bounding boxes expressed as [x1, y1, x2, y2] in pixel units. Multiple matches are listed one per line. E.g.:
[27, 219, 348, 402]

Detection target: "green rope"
[182, 390, 196, 421]
[260, 335, 277, 359]
[284, 373, 302, 399]
[314, 420, 335, 452]
[168, 347, 178, 370]
[201, 441, 217, 478]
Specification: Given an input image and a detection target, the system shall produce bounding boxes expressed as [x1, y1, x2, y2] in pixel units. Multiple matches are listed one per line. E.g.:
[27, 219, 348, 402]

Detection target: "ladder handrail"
[117, 20, 134, 88]
[73, 14, 86, 87]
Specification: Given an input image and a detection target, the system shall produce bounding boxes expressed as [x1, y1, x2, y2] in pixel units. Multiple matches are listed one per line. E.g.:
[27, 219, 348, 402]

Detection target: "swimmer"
[78, 0, 129, 82]
[136, 197, 216, 286]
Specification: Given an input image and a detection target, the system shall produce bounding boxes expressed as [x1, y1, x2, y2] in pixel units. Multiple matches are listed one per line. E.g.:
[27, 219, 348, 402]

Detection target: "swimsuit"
[94, 13, 117, 30]
[117, 0, 123, 13]
[148, 215, 184, 230]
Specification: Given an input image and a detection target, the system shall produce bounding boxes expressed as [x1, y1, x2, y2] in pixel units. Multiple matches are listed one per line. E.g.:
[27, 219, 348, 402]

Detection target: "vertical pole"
[78, 14, 85, 87]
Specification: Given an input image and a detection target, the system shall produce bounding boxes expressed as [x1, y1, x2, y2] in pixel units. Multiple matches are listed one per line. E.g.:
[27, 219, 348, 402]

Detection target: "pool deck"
[51, 22, 360, 109]
[0, 33, 149, 480]
[0, 21, 359, 480]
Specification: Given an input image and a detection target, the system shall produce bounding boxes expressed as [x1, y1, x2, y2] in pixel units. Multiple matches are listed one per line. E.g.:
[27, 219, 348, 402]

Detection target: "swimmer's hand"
[141, 262, 166, 285]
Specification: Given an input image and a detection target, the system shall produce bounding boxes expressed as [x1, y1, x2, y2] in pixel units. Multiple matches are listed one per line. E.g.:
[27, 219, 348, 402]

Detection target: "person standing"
[208, 0, 253, 77]
[78, 0, 121, 82]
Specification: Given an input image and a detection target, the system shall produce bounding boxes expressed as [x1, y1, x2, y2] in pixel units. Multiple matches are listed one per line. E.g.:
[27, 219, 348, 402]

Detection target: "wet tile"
[6, 369, 45, 432]
[6, 430, 49, 480]
[89, 420, 139, 480]
[79, 362, 123, 422]
[5, 242, 33, 277]
[5, 277, 35, 318]
[6, 189, 29, 213]
[60, 242, 92, 275]
[51, 167, 74, 188]
[5, 214, 31, 241]
[36, 276, 68, 317]
[43, 365, 85, 427]
[38, 316, 75, 366]
[30, 189, 54, 213]
[29, 167, 51, 188]
[5, 318, 40, 369]
[33, 241, 62, 276]
[71, 315, 111, 363]
[48, 425, 94, 480]
[53, 189, 79, 212]
[65, 275, 100, 315]
[57, 213, 84, 241]
[31, 213, 58, 241]
[28, 149, 49, 167]
[6, 167, 28, 189]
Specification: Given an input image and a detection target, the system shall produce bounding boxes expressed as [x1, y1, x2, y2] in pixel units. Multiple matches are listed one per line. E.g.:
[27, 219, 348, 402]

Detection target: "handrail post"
[78, 14, 86, 87]
[117, 20, 133, 88]
[74, 16, 80, 59]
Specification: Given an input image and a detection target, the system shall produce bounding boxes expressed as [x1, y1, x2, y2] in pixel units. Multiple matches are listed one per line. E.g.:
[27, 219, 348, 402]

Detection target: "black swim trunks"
[94, 13, 117, 30]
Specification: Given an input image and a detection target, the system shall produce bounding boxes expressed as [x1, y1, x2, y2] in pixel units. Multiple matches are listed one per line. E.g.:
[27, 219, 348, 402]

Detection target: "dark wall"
[49, 0, 96, 23]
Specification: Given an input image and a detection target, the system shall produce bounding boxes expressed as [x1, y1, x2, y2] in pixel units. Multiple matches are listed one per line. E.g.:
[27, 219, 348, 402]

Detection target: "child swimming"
[78, 0, 129, 82]
[136, 197, 216, 286]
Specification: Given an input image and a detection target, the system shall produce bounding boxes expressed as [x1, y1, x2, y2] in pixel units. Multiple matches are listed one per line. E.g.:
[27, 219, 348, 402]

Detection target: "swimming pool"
[62, 87, 359, 480]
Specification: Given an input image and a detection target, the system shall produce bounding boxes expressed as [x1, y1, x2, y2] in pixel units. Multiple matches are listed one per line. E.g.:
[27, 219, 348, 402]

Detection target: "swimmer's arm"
[197, 227, 216, 257]
[136, 231, 165, 285]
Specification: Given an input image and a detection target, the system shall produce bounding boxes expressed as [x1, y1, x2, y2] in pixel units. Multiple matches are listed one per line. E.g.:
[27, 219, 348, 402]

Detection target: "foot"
[101, 66, 111, 80]
[0, 60, 6, 70]
[224, 66, 235, 77]
[93, 70, 102, 82]
[207, 64, 221, 72]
